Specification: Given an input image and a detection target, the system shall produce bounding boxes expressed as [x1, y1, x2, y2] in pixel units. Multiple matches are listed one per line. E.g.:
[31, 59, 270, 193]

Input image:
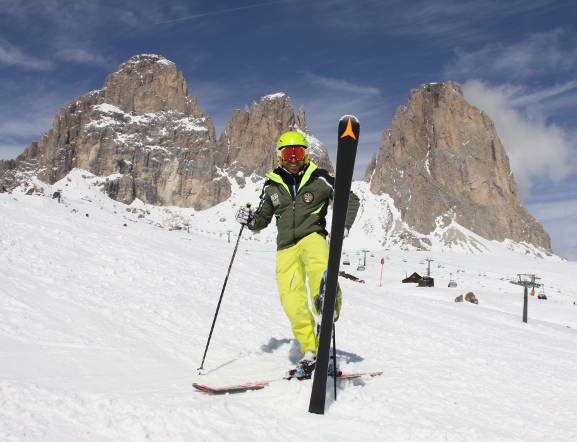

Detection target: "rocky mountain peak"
[1, 55, 332, 210]
[1, 61, 551, 253]
[219, 92, 332, 180]
[102, 53, 201, 116]
[367, 81, 551, 250]
[2, 55, 223, 209]
[296, 105, 310, 134]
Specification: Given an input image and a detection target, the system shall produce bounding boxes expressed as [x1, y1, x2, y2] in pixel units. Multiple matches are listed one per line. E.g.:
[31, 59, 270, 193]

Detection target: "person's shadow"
[260, 337, 364, 364]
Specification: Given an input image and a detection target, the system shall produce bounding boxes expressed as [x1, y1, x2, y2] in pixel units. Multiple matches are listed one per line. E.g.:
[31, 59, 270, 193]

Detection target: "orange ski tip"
[340, 118, 357, 140]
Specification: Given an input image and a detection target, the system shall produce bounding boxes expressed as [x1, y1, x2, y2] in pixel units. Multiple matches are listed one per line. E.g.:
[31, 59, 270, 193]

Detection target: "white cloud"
[527, 198, 577, 260]
[508, 79, 577, 109]
[289, 74, 389, 179]
[449, 29, 577, 80]
[56, 48, 112, 68]
[448, 31, 577, 258]
[0, 145, 27, 160]
[154, 1, 288, 25]
[303, 72, 381, 97]
[529, 198, 577, 223]
[0, 91, 68, 160]
[310, 0, 552, 44]
[0, 94, 60, 139]
[462, 80, 576, 198]
[0, 118, 49, 138]
[0, 41, 53, 70]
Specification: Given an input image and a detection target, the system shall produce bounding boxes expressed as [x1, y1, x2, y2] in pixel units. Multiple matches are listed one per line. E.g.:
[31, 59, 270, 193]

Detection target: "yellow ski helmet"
[276, 131, 309, 165]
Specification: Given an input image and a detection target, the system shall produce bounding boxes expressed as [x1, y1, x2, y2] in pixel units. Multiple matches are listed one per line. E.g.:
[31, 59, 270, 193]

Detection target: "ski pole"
[332, 324, 337, 400]
[198, 221, 246, 372]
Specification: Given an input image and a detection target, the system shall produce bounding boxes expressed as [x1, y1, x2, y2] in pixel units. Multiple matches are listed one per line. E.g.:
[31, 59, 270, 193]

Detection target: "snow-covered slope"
[16, 169, 556, 259]
[1, 171, 576, 441]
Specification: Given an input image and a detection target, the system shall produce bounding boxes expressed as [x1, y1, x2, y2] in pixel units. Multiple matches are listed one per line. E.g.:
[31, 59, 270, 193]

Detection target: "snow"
[262, 92, 286, 101]
[93, 103, 124, 115]
[174, 117, 209, 133]
[85, 105, 124, 129]
[1, 170, 577, 441]
[156, 58, 175, 67]
[122, 54, 174, 68]
[89, 106, 208, 134]
[300, 130, 326, 161]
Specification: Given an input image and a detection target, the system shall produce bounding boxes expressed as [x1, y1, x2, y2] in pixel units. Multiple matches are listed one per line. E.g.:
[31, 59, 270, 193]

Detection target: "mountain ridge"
[0, 54, 551, 253]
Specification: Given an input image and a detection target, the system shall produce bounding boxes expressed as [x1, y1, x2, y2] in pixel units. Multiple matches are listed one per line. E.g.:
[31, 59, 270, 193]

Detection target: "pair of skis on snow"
[195, 116, 369, 414]
[193, 371, 383, 395]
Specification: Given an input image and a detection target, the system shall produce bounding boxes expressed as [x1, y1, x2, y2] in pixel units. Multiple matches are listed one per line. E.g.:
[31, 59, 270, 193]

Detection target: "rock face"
[367, 82, 551, 251]
[219, 93, 332, 182]
[0, 143, 41, 192]
[22, 54, 226, 209]
[1, 62, 551, 253]
[2, 54, 332, 208]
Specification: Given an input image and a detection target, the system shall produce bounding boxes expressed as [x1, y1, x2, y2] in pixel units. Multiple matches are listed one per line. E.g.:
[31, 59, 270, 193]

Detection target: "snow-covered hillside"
[1, 171, 576, 441]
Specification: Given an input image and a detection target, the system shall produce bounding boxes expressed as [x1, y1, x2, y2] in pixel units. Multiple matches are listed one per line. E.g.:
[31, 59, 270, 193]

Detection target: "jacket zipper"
[292, 199, 296, 244]
[290, 177, 298, 245]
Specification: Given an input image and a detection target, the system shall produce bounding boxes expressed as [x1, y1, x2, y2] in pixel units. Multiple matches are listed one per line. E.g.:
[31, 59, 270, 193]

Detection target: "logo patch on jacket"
[271, 193, 280, 207]
[303, 192, 314, 203]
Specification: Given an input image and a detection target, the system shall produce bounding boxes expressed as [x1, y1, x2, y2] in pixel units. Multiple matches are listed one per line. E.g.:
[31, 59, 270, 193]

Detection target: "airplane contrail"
[155, 1, 289, 25]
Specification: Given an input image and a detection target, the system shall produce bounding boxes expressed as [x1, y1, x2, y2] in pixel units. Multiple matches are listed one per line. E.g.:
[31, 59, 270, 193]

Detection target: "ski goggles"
[280, 146, 306, 161]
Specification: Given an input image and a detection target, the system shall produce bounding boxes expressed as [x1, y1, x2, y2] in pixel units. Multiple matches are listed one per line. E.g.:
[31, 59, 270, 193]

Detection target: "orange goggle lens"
[280, 146, 306, 161]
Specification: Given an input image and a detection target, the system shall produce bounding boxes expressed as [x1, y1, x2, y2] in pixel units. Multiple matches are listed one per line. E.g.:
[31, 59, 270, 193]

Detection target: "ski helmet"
[276, 131, 309, 165]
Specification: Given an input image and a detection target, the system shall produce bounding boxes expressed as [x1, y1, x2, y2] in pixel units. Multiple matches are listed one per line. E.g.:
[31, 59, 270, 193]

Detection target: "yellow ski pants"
[275, 233, 341, 354]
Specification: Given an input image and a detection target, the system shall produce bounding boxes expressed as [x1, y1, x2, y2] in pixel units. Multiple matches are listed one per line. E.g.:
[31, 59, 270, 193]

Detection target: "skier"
[235, 131, 360, 377]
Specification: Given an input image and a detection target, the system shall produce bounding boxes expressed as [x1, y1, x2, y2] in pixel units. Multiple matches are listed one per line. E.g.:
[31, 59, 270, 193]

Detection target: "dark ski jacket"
[249, 161, 360, 250]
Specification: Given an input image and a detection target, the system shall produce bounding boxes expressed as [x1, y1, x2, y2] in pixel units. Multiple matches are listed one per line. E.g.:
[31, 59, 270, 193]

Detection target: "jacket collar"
[266, 162, 318, 194]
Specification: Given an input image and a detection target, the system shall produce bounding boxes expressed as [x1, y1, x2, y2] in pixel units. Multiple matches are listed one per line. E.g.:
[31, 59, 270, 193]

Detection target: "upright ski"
[309, 115, 360, 415]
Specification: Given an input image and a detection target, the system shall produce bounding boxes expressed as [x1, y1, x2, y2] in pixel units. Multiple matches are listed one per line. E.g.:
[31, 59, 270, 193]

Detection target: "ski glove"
[235, 204, 253, 225]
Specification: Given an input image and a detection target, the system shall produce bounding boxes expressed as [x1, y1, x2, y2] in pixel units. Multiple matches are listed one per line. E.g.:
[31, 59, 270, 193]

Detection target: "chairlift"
[538, 284, 547, 300]
[343, 255, 351, 266]
[357, 258, 365, 272]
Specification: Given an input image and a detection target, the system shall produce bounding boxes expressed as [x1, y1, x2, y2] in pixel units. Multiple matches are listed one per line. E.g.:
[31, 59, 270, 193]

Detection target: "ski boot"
[287, 351, 316, 379]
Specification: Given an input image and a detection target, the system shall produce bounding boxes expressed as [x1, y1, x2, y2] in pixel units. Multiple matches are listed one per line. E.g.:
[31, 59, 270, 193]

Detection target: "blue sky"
[1, 0, 576, 259]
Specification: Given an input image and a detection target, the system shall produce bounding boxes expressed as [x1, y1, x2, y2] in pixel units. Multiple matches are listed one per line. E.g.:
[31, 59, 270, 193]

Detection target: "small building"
[402, 272, 422, 283]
